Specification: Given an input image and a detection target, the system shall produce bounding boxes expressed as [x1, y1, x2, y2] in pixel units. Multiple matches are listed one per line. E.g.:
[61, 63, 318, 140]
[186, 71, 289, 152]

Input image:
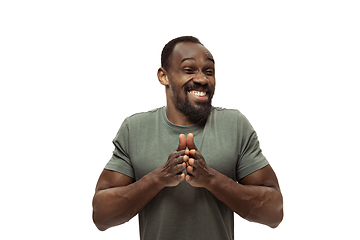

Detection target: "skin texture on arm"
[93, 170, 160, 231]
[92, 134, 189, 231]
[237, 165, 283, 227]
[205, 165, 283, 228]
[185, 133, 283, 228]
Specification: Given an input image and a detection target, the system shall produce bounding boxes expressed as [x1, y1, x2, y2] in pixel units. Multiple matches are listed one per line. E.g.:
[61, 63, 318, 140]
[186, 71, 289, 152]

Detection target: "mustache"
[183, 81, 213, 93]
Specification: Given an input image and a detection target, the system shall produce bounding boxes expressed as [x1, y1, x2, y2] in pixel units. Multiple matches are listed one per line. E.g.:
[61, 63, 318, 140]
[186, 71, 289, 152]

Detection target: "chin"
[182, 102, 213, 122]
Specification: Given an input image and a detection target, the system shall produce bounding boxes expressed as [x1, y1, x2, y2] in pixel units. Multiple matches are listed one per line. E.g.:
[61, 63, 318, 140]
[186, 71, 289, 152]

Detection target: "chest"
[129, 131, 239, 181]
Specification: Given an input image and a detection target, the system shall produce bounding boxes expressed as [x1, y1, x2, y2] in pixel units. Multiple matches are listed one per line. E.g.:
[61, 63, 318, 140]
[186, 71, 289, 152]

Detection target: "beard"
[171, 81, 214, 123]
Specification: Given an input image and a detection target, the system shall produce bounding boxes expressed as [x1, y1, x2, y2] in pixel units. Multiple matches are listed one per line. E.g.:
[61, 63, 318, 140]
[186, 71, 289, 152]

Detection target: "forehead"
[171, 42, 213, 64]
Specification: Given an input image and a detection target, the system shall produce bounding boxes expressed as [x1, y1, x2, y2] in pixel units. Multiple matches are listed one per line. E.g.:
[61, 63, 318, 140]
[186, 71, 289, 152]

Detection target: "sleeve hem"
[237, 161, 269, 181]
[104, 162, 135, 180]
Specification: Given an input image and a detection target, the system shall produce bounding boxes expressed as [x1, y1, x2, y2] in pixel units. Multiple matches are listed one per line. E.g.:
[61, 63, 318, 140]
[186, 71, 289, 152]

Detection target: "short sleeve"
[236, 113, 269, 181]
[104, 118, 135, 179]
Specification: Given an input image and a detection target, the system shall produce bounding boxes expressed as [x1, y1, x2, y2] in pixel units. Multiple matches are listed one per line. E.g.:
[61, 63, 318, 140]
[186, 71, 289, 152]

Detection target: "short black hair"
[161, 36, 203, 70]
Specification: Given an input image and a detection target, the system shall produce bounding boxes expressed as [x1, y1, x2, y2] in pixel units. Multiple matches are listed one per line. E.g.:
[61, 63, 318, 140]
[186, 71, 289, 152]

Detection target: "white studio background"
[1, 1, 359, 239]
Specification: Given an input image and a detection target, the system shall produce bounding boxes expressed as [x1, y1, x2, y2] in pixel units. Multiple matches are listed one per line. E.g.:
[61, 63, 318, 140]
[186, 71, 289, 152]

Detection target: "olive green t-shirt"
[105, 106, 269, 240]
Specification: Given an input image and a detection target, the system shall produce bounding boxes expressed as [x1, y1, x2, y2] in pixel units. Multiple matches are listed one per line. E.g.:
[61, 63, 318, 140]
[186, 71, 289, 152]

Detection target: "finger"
[189, 149, 196, 157]
[175, 172, 185, 184]
[188, 157, 201, 169]
[186, 133, 198, 150]
[170, 150, 187, 160]
[185, 174, 192, 183]
[187, 165, 193, 173]
[175, 156, 187, 167]
[178, 172, 185, 182]
[189, 149, 203, 162]
[175, 155, 184, 164]
[175, 162, 187, 174]
[188, 158, 195, 166]
[176, 134, 187, 151]
[183, 155, 189, 163]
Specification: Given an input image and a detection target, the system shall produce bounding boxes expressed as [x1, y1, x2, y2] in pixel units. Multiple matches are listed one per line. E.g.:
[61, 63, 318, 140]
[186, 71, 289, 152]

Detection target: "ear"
[157, 67, 169, 86]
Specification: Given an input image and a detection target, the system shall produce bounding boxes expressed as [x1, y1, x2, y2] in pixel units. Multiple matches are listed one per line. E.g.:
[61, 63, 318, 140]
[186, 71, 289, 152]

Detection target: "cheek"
[169, 81, 183, 100]
[210, 77, 216, 86]
[169, 78, 186, 93]
[210, 79, 216, 91]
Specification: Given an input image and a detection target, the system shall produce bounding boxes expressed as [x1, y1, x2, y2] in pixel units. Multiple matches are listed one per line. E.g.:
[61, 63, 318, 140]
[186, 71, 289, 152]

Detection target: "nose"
[193, 72, 209, 85]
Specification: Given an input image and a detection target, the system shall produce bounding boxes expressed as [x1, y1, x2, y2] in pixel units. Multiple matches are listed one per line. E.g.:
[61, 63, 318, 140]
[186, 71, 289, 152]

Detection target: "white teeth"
[190, 91, 206, 96]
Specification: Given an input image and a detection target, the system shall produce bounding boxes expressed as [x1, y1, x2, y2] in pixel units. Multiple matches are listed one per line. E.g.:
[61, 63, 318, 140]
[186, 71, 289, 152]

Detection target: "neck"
[166, 100, 197, 126]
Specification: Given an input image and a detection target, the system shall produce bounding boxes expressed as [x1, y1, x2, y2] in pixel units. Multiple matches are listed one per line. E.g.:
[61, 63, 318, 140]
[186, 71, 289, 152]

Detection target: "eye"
[183, 67, 195, 74]
[205, 69, 214, 76]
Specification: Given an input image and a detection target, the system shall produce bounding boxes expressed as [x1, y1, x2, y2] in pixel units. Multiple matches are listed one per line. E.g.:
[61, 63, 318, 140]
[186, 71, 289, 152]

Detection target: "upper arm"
[239, 165, 281, 192]
[95, 169, 135, 192]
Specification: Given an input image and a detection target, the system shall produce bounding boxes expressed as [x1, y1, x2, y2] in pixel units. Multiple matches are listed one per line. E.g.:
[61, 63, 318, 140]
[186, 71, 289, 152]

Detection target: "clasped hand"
[157, 133, 213, 188]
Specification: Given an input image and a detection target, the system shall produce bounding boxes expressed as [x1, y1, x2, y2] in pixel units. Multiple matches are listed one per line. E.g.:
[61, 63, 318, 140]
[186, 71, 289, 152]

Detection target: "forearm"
[206, 169, 283, 228]
[92, 171, 164, 231]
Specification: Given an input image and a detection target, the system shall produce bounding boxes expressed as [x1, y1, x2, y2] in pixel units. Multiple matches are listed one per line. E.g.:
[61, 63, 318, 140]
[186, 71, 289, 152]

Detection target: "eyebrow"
[181, 57, 215, 63]
[206, 57, 215, 63]
[181, 57, 196, 63]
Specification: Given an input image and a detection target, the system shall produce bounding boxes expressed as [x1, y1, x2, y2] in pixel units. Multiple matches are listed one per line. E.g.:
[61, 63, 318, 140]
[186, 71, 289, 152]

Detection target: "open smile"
[189, 90, 206, 97]
[187, 90, 208, 102]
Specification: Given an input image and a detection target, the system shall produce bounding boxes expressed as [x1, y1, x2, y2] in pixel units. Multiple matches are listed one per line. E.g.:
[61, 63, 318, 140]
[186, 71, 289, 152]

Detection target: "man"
[92, 36, 283, 239]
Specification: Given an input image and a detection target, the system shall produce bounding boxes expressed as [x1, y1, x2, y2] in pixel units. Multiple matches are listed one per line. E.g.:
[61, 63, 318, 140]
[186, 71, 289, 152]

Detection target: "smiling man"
[161, 41, 216, 125]
[92, 36, 283, 240]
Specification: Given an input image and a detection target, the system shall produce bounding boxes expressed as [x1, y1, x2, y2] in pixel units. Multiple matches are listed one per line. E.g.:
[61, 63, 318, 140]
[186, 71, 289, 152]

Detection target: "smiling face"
[158, 42, 216, 123]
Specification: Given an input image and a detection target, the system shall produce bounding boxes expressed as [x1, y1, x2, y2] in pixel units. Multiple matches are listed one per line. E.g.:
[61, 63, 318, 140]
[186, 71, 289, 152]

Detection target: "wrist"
[204, 168, 232, 193]
[203, 167, 218, 190]
[145, 171, 167, 191]
[147, 170, 166, 191]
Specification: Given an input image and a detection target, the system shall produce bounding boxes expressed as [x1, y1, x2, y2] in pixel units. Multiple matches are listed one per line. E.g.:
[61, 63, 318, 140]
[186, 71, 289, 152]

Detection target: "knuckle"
[177, 163, 184, 171]
[175, 156, 183, 164]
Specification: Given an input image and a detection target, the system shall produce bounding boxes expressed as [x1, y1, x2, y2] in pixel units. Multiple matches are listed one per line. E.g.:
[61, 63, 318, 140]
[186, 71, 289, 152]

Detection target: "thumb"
[186, 133, 198, 150]
[176, 134, 187, 151]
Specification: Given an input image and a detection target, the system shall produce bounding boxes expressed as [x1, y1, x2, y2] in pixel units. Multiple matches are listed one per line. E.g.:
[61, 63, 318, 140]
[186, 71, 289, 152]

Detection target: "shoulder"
[125, 107, 164, 125]
[211, 107, 248, 122]
[210, 107, 254, 134]
[114, 107, 164, 140]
